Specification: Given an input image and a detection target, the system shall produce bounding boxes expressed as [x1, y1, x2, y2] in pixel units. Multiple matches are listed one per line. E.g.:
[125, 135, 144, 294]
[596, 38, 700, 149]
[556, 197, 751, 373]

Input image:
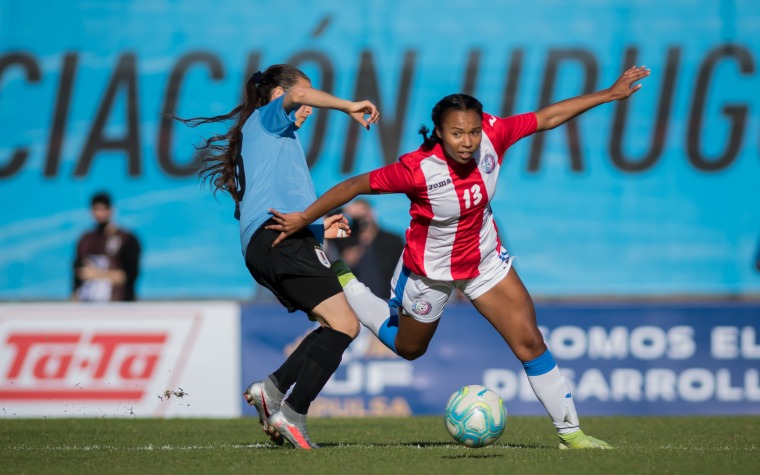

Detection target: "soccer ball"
[444, 385, 506, 448]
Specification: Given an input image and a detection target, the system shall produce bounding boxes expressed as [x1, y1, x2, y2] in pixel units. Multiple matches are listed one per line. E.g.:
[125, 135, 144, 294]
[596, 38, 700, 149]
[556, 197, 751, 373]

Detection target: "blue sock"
[522, 349, 557, 376]
[377, 313, 399, 353]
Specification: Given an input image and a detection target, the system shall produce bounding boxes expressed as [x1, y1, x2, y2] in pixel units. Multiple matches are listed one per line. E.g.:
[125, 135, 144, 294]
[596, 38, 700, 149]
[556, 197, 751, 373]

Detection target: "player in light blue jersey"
[176, 64, 379, 449]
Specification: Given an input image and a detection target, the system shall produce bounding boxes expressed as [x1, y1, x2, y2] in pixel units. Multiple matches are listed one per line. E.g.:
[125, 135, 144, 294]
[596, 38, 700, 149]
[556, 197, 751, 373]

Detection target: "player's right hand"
[266, 209, 310, 247]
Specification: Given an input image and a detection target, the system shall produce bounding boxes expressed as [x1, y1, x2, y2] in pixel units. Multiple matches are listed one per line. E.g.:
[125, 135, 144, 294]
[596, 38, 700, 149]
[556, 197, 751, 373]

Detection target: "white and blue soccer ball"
[444, 385, 506, 448]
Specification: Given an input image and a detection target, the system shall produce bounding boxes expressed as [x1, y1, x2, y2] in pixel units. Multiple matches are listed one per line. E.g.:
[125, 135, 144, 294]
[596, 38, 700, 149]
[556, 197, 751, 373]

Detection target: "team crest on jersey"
[314, 247, 331, 268]
[481, 154, 496, 174]
[411, 299, 432, 315]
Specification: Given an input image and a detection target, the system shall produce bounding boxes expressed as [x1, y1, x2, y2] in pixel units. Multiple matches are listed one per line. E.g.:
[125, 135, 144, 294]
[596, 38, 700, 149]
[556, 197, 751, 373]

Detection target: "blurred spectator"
[72, 192, 141, 301]
[328, 199, 404, 299]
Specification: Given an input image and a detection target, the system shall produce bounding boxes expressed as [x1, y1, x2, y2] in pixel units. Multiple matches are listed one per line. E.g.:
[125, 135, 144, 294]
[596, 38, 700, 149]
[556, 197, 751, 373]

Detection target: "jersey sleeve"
[486, 112, 538, 157]
[369, 162, 415, 194]
[257, 95, 297, 135]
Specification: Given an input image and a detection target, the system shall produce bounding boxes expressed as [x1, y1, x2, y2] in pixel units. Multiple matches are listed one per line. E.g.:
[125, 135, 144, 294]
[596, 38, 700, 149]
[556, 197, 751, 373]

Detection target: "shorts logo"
[315, 248, 331, 268]
[482, 154, 496, 174]
[497, 246, 510, 264]
[411, 299, 432, 315]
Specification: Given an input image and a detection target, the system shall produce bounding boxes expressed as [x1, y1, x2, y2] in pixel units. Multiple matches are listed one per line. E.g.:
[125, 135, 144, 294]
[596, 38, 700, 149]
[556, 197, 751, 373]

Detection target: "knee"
[342, 318, 361, 339]
[514, 332, 547, 362]
[395, 342, 428, 361]
[328, 314, 360, 339]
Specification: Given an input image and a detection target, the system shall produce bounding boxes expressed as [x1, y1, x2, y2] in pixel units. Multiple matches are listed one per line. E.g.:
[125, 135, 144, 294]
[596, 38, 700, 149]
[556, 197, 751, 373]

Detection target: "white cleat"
[269, 409, 319, 450]
[244, 380, 284, 446]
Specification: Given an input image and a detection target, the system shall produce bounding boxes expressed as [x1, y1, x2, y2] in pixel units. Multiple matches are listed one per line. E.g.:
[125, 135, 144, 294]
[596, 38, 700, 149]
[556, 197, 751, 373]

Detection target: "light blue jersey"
[238, 95, 323, 255]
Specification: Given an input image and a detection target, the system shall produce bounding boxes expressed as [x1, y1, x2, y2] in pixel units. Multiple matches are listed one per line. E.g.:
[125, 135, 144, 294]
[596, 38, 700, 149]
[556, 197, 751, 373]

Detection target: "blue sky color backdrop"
[1, 0, 758, 300]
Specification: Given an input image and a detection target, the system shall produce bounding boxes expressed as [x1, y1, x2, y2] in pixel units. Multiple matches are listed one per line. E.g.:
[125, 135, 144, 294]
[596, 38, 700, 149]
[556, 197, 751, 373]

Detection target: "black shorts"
[245, 220, 343, 314]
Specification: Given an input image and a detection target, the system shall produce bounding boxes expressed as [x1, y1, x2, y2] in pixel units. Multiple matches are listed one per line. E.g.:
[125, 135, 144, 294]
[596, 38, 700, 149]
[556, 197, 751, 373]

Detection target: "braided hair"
[418, 93, 483, 150]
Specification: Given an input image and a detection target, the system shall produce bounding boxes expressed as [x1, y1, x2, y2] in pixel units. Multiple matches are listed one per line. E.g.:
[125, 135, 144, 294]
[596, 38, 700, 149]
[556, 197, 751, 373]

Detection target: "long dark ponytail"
[175, 64, 309, 202]
[418, 93, 484, 150]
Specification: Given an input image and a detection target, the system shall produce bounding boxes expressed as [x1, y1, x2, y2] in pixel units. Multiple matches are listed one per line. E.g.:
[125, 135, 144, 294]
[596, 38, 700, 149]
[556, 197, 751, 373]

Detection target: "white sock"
[524, 350, 580, 435]
[342, 280, 393, 337]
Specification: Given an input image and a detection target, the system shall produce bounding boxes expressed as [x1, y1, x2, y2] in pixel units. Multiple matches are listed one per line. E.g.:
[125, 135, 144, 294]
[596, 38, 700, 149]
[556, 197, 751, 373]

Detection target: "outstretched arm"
[535, 65, 650, 132]
[283, 87, 380, 129]
[267, 173, 374, 246]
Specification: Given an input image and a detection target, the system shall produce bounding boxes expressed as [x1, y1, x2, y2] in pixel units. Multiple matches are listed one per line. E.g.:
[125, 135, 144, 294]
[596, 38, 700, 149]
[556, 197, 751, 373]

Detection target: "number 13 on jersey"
[462, 184, 483, 209]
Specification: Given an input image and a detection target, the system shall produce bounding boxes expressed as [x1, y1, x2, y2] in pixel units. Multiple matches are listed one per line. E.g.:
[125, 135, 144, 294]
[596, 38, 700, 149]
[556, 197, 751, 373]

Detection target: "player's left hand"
[347, 100, 380, 130]
[608, 65, 650, 101]
[323, 213, 352, 240]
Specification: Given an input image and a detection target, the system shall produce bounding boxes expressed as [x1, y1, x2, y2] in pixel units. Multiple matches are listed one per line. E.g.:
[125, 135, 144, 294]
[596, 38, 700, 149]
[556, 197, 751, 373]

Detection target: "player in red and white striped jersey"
[369, 110, 535, 282]
[269, 65, 650, 449]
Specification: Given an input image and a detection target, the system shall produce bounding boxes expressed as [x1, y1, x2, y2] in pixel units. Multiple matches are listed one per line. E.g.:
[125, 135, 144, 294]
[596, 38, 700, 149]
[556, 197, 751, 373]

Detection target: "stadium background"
[1, 0, 758, 418]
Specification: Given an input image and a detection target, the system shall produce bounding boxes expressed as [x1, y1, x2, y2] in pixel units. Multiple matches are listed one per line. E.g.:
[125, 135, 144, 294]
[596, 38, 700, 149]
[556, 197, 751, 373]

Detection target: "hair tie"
[250, 71, 264, 86]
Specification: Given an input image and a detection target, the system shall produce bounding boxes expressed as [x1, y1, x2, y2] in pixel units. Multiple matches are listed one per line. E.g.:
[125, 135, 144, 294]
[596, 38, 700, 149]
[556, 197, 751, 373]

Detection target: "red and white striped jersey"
[369, 112, 537, 280]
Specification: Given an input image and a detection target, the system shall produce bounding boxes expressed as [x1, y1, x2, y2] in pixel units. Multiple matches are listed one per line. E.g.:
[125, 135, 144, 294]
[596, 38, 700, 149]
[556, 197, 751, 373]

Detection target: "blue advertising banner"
[241, 301, 760, 417]
[2, 0, 760, 299]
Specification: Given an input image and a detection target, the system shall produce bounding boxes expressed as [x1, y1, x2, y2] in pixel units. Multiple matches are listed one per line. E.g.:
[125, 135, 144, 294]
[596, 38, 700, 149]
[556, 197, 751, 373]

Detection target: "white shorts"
[388, 246, 514, 323]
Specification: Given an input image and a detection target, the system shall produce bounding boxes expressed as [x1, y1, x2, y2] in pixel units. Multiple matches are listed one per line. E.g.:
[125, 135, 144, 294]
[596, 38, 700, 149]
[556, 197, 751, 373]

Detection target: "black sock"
[271, 327, 323, 394]
[285, 327, 354, 415]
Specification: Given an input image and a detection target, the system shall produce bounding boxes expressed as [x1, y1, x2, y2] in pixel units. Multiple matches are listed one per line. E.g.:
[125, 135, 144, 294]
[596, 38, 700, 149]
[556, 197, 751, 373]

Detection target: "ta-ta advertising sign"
[0, 303, 240, 418]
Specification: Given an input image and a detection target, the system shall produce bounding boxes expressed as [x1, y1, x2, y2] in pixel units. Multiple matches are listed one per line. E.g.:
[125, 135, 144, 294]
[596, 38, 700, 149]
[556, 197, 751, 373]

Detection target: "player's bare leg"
[472, 267, 611, 449]
[470, 267, 545, 361]
[394, 311, 440, 360]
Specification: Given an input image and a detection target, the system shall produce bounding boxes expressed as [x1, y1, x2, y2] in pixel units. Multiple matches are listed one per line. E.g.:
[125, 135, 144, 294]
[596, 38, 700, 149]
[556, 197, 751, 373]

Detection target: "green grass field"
[2, 416, 758, 474]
